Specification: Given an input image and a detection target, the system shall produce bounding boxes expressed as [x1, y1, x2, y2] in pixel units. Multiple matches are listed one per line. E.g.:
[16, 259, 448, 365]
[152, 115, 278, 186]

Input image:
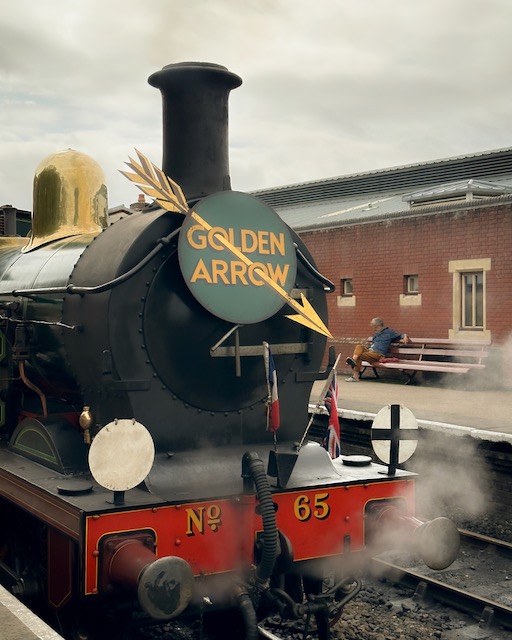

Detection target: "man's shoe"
[345, 357, 357, 369]
[345, 376, 359, 382]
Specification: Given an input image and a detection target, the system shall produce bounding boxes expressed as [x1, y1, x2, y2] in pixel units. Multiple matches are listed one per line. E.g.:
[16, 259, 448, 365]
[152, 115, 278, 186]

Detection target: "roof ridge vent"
[403, 178, 512, 207]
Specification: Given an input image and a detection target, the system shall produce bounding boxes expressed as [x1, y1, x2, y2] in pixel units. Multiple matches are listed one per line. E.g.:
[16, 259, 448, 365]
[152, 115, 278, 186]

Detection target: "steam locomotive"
[0, 63, 459, 640]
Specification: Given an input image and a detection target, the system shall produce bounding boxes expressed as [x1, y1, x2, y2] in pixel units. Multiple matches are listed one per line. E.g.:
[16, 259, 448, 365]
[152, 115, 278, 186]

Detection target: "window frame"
[340, 278, 353, 297]
[404, 274, 419, 295]
[461, 271, 484, 329]
[449, 258, 491, 341]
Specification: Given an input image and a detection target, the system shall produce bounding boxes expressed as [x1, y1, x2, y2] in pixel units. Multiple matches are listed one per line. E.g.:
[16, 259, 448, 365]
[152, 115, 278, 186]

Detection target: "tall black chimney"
[148, 62, 242, 204]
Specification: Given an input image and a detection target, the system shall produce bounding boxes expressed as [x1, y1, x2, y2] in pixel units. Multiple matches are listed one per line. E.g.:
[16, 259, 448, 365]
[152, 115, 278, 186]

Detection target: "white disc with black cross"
[371, 404, 418, 466]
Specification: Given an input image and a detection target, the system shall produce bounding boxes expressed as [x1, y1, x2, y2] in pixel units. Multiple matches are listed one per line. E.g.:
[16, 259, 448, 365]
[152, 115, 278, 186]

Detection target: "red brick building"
[254, 148, 512, 372]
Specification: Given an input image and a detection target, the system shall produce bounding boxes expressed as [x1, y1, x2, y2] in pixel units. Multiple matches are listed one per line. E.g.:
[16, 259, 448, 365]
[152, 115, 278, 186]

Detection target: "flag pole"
[263, 341, 278, 452]
[296, 354, 341, 452]
[263, 341, 271, 432]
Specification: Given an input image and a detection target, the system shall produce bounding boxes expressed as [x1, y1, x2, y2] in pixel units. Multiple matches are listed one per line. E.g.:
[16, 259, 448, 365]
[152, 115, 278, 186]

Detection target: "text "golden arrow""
[189, 212, 331, 337]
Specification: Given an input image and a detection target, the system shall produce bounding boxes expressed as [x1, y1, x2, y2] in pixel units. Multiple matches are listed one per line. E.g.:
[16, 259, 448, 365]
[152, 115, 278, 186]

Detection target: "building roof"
[402, 178, 512, 204]
[251, 147, 512, 231]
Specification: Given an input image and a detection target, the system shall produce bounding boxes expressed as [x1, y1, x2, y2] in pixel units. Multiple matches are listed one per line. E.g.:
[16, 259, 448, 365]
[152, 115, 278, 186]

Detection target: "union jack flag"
[323, 373, 340, 458]
[264, 342, 280, 432]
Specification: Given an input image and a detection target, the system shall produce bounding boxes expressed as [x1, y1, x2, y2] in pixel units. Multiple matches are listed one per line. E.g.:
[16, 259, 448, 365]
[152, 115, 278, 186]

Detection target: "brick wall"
[299, 202, 512, 361]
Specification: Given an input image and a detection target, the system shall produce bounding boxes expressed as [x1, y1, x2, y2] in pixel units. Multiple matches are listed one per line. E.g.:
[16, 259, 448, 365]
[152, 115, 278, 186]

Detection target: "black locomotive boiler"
[0, 62, 459, 640]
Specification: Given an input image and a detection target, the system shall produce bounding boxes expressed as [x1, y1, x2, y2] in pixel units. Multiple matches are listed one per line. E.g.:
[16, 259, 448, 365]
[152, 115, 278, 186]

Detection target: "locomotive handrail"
[2, 234, 337, 349]
[294, 243, 335, 292]
[0, 316, 77, 330]
[1, 227, 181, 298]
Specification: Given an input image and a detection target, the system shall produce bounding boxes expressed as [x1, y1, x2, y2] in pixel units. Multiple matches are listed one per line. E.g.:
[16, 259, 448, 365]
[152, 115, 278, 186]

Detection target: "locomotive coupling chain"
[264, 577, 362, 620]
[264, 587, 302, 619]
[307, 577, 362, 616]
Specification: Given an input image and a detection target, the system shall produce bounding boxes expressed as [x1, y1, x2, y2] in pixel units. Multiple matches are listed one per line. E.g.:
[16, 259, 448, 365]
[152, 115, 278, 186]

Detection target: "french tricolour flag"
[323, 373, 340, 458]
[264, 342, 280, 432]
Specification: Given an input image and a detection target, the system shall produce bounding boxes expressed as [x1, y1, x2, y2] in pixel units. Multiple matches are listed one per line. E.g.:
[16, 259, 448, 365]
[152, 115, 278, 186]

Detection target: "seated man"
[346, 317, 410, 381]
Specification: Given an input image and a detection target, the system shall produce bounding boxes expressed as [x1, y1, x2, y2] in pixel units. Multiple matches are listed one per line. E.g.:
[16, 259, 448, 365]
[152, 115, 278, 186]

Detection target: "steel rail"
[371, 529, 512, 632]
[258, 626, 282, 639]
[458, 528, 512, 555]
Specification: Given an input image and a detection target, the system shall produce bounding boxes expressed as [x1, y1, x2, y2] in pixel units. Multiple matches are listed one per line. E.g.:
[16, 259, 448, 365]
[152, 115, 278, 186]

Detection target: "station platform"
[0, 586, 63, 640]
[311, 373, 512, 444]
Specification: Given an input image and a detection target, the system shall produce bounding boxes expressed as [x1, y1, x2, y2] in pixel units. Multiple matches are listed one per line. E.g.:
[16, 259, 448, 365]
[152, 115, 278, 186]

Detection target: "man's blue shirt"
[370, 327, 402, 355]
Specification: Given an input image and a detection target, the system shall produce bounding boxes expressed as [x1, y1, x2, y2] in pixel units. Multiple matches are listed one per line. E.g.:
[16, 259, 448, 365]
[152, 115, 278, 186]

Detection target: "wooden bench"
[360, 338, 490, 384]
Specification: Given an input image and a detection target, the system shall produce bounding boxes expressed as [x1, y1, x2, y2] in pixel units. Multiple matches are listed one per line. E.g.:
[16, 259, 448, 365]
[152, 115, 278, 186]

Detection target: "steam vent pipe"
[148, 62, 242, 203]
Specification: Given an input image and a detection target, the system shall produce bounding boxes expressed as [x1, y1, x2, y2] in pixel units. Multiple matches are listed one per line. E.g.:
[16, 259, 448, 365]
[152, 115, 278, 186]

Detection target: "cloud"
[1, 0, 512, 210]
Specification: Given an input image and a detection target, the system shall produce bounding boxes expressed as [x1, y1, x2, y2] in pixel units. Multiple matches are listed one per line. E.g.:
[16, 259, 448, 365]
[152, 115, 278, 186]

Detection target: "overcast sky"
[1, 0, 511, 211]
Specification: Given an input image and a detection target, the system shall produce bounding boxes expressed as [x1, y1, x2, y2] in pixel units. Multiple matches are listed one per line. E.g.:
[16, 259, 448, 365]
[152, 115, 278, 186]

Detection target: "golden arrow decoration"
[120, 149, 188, 214]
[121, 150, 332, 338]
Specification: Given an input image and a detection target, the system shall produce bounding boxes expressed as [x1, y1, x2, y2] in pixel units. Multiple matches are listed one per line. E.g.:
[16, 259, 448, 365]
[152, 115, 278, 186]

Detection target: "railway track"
[371, 529, 512, 638]
[121, 529, 512, 640]
[22, 528, 512, 640]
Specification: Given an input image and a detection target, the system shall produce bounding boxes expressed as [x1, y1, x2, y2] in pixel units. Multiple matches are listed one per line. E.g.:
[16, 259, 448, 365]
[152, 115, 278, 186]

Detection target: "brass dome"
[23, 149, 108, 252]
